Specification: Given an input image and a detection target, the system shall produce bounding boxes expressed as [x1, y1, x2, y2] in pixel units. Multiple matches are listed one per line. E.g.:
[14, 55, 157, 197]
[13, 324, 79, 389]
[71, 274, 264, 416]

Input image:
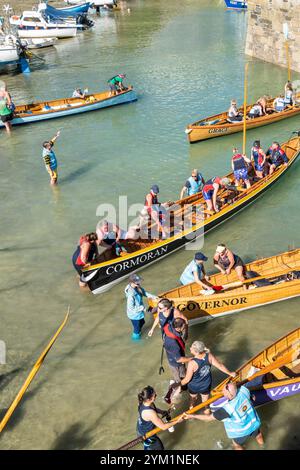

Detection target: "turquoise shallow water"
[0, 0, 299, 450]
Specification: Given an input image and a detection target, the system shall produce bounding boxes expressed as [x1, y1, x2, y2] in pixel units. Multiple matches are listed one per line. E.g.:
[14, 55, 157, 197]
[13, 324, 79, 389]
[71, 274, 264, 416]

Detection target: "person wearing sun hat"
[227, 99, 243, 122]
[124, 273, 159, 340]
[213, 244, 246, 284]
[180, 252, 212, 291]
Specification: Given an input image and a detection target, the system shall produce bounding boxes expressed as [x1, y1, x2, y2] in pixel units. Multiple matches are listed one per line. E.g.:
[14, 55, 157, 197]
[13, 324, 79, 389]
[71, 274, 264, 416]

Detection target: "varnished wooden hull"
[82, 137, 300, 294]
[0, 88, 137, 129]
[186, 94, 300, 143]
[148, 249, 300, 325]
[211, 328, 300, 409]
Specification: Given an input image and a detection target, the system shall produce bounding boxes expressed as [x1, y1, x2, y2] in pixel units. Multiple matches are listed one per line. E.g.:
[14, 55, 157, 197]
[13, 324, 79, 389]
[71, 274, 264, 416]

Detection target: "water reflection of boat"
[82, 136, 300, 294]
[148, 249, 300, 325]
[0, 87, 137, 129]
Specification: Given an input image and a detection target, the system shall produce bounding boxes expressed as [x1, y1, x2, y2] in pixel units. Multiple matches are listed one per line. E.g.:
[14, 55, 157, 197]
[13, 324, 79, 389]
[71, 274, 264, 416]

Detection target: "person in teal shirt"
[108, 74, 126, 96]
[0, 82, 13, 133]
[180, 252, 212, 291]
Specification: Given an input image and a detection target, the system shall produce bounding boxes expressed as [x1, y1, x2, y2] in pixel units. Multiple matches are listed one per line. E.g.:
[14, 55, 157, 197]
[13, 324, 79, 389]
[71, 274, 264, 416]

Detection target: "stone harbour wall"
[245, 0, 300, 72]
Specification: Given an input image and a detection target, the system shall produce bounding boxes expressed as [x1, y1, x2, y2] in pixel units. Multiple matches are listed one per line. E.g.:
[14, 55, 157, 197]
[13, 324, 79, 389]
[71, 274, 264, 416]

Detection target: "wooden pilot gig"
[211, 327, 300, 409]
[0, 87, 137, 129]
[82, 136, 300, 294]
[148, 248, 300, 325]
[185, 93, 300, 143]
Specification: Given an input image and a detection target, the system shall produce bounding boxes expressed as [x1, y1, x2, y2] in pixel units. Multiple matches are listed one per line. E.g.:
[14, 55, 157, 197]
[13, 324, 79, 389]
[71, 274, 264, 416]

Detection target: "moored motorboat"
[185, 93, 300, 143]
[224, 0, 247, 10]
[0, 34, 20, 65]
[21, 37, 57, 49]
[0, 87, 137, 129]
[81, 135, 300, 294]
[39, 2, 92, 17]
[148, 248, 300, 325]
[10, 11, 82, 36]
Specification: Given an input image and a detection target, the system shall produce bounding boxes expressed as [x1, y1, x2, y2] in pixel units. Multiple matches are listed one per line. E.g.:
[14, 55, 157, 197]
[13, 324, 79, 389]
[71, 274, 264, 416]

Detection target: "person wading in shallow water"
[42, 131, 60, 185]
[124, 274, 158, 340]
[183, 381, 264, 451]
[137, 385, 183, 450]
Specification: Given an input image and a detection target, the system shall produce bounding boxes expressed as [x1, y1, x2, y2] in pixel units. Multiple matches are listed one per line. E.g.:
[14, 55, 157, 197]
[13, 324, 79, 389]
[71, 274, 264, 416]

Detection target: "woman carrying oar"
[183, 381, 264, 450]
[137, 386, 183, 450]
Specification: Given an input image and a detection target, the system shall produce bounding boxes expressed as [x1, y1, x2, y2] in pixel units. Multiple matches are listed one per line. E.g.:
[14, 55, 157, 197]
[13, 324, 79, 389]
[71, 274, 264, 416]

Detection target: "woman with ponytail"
[136, 386, 182, 450]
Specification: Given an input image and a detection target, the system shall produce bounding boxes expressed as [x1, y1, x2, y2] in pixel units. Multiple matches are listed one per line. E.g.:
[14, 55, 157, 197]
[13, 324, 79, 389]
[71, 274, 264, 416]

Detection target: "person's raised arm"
[51, 130, 60, 144]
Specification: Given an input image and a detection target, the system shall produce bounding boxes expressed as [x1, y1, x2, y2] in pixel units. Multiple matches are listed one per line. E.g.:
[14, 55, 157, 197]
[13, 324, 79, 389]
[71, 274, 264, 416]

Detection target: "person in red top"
[251, 140, 266, 179]
[72, 232, 98, 287]
[202, 177, 231, 213]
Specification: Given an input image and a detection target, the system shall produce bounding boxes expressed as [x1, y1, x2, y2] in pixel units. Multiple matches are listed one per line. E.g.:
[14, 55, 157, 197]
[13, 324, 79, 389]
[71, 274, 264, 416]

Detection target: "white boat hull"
[65, 0, 115, 5]
[0, 46, 19, 65]
[17, 28, 77, 38]
[21, 37, 57, 49]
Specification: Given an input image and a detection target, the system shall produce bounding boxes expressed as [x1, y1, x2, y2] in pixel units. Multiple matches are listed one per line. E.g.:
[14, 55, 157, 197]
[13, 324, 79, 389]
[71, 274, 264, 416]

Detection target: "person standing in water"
[0, 82, 14, 134]
[42, 131, 60, 185]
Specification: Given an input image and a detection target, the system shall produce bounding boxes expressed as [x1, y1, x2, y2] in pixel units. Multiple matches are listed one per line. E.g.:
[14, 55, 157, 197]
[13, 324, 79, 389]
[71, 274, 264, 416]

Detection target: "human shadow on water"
[279, 416, 300, 449]
[0, 368, 22, 391]
[51, 422, 92, 450]
[59, 161, 100, 185]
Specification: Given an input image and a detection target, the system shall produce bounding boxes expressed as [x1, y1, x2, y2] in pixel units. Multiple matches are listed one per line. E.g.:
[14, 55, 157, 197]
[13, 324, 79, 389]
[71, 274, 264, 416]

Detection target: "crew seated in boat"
[213, 244, 246, 285]
[284, 81, 294, 106]
[180, 169, 205, 199]
[72, 232, 98, 287]
[140, 185, 168, 239]
[72, 88, 87, 99]
[180, 252, 213, 292]
[202, 177, 231, 213]
[265, 141, 288, 175]
[96, 220, 129, 256]
[231, 148, 251, 189]
[227, 99, 243, 122]
[248, 102, 263, 119]
[273, 95, 287, 112]
[250, 140, 267, 179]
[108, 74, 126, 96]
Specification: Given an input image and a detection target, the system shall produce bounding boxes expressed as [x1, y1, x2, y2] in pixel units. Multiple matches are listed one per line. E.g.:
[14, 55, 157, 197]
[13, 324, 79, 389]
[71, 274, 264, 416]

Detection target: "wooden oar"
[243, 62, 249, 155]
[0, 309, 69, 433]
[117, 350, 295, 450]
[212, 266, 294, 292]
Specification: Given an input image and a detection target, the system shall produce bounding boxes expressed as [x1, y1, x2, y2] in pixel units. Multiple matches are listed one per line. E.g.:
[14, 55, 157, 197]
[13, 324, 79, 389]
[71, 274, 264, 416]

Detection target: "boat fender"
[245, 270, 272, 287]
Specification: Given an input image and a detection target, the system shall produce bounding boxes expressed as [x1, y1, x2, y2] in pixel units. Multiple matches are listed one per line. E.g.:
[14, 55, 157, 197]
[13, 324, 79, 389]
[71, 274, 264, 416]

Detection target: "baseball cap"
[194, 252, 208, 261]
[129, 273, 143, 284]
[151, 185, 159, 194]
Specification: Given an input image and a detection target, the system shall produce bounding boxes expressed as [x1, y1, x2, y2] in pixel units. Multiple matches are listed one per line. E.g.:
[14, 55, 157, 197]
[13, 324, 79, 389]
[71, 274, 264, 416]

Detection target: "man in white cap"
[184, 381, 264, 450]
[213, 244, 245, 284]
[124, 273, 158, 340]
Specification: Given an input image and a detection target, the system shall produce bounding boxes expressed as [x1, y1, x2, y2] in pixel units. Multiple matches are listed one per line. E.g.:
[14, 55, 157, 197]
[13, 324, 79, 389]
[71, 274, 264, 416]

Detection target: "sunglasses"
[192, 175, 198, 178]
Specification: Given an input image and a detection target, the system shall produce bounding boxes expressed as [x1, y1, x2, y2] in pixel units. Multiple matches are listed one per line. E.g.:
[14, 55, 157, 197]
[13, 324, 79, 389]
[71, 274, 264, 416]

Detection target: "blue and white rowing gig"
[0, 87, 137, 128]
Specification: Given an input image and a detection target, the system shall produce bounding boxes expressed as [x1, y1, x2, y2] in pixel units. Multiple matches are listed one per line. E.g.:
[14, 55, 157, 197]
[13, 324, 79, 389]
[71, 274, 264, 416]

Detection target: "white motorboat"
[65, 0, 116, 5]
[0, 34, 20, 65]
[21, 37, 57, 49]
[10, 11, 79, 37]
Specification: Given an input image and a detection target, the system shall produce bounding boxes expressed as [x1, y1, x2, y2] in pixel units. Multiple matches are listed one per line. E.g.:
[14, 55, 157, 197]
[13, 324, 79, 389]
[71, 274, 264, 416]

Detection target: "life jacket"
[145, 192, 158, 215]
[187, 175, 203, 196]
[232, 153, 247, 171]
[268, 147, 286, 165]
[75, 236, 91, 266]
[202, 177, 221, 193]
[252, 148, 264, 167]
[222, 386, 261, 439]
[274, 97, 286, 112]
[163, 323, 185, 355]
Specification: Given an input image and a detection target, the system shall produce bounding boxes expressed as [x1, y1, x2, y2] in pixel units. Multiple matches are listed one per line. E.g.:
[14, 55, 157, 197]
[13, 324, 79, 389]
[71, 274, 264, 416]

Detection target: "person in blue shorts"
[231, 148, 251, 188]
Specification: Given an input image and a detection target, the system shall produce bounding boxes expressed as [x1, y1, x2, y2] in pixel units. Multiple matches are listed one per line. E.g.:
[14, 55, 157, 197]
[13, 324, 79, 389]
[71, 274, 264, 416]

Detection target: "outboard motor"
[76, 13, 94, 29]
